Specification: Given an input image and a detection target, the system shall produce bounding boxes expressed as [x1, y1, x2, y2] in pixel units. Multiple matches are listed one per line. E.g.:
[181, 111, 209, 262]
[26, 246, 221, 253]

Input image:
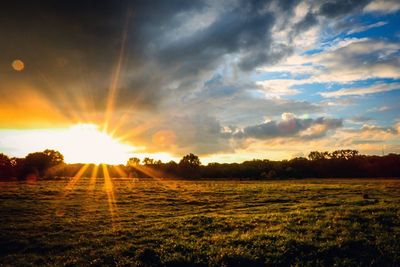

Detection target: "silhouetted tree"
[308, 151, 329, 160]
[330, 149, 359, 160]
[125, 157, 143, 178]
[43, 149, 64, 165]
[1, 148, 399, 180]
[288, 157, 312, 178]
[179, 153, 201, 178]
[179, 153, 201, 167]
[143, 157, 155, 165]
[20, 149, 64, 179]
[127, 157, 140, 167]
[0, 153, 13, 178]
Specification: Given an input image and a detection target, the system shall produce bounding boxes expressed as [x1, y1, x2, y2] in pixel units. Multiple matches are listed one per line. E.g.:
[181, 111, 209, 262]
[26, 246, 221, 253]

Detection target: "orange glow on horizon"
[0, 123, 135, 165]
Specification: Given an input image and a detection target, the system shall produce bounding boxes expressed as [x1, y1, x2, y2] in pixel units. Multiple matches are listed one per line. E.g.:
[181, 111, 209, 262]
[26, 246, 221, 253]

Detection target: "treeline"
[0, 150, 399, 180]
[0, 150, 64, 180]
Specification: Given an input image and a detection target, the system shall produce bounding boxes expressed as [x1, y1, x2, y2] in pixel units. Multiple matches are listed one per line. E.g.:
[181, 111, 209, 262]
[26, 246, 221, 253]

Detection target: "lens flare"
[11, 59, 25, 71]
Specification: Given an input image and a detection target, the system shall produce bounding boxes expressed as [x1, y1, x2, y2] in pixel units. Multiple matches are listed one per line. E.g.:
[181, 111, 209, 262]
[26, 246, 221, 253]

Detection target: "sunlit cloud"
[347, 21, 388, 34]
[320, 83, 400, 98]
[364, 0, 400, 13]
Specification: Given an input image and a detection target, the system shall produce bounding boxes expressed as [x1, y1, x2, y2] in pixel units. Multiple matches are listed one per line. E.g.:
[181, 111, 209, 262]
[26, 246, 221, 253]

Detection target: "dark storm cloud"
[233, 117, 343, 139]
[294, 12, 318, 34]
[156, 1, 277, 74]
[0, 0, 205, 112]
[0, 0, 273, 114]
[318, 0, 371, 18]
[0, 0, 375, 113]
[187, 75, 321, 126]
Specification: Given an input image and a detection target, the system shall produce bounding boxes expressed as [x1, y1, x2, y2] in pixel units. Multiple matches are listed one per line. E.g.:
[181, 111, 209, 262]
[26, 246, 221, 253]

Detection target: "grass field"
[0, 178, 399, 266]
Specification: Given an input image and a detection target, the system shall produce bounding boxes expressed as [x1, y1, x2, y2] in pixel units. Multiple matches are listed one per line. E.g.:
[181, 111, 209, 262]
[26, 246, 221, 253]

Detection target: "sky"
[0, 0, 399, 164]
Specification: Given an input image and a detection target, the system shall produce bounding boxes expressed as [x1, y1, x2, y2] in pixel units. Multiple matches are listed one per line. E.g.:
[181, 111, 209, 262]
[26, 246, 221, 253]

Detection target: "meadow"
[0, 178, 399, 266]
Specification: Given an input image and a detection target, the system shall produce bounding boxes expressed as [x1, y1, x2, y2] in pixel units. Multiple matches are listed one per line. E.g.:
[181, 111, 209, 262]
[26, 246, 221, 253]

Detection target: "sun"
[0, 124, 133, 164]
[58, 124, 132, 164]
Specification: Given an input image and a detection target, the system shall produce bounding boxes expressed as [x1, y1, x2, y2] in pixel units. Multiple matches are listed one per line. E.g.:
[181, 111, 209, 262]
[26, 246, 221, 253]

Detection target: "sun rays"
[102, 164, 120, 230]
[103, 10, 130, 134]
[54, 159, 200, 232]
[11, 9, 187, 231]
[54, 153, 190, 233]
[56, 163, 122, 230]
[64, 164, 90, 192]
[88, 164, 99, 192]
[0, 7, 176, 165]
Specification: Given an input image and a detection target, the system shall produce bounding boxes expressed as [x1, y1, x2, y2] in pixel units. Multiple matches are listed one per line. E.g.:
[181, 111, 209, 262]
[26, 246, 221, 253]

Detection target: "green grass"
[1, 178, 399, 266]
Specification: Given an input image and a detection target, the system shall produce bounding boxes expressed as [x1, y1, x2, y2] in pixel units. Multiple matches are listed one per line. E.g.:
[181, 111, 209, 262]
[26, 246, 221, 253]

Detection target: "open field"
[1, 178, 399, 266]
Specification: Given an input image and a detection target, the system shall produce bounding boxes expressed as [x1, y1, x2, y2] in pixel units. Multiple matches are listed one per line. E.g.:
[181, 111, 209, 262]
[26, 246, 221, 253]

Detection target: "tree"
[21, 149, 64, 179]
[127, 157, 140, 167]
[43, 149, 64, 165]
[308, 151, 329, 161]
[0, 153, 13, 178]
[331, 149, 359, 160]
[179, 153, 201, 167]
[178, 153, 201, 178]
[143, 157, 155, 165]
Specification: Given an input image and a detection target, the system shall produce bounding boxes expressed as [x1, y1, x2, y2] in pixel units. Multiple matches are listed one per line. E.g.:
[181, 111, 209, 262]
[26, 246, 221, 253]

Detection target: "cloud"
[320, 83, 400, 98]
[178, 74, 322, 127]
[316, 123, 400, 155]
[347, 21, 388, 34]
[255, 79, 302, 97]
[309, 39, 400, 83]
[258, 38, 400, 98]
[349, 115, 374, 123]
[368, 106, 391, 112]
[233, 114, 342, 139]
[224, 121, 400, 161]
[319, 0, 371, 18]
[2, 0, 380, 117]
[358, 124, 398, 134]
[364, 0, 400, 13]
[0, 0, 308, 119]
[334, 123, 399, 148]
[130, 114, 234, 156]
[225, 121, 400, 161]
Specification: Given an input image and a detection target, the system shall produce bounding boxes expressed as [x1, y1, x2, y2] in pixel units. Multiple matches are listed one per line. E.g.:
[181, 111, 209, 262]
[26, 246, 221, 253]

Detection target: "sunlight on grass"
[64, 164, 89, 192]
[102, 164, 119, 231]
[55, 164, 89, 217]
[1, 179, 400, 265]
[88, 164, 99, 192]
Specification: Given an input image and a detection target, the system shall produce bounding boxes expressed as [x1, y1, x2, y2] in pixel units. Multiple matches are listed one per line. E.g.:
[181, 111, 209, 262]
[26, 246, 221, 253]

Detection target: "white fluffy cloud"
[258, 38, 400, 98]
[364, 0, 400, 13]
[320, 83, 400, 98]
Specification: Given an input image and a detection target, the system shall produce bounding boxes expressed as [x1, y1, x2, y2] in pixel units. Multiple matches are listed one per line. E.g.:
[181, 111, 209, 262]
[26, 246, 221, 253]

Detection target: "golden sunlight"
[58, 124, 133, 164]
[60, 124, 132, 164]
[0, 124, 133, 164]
